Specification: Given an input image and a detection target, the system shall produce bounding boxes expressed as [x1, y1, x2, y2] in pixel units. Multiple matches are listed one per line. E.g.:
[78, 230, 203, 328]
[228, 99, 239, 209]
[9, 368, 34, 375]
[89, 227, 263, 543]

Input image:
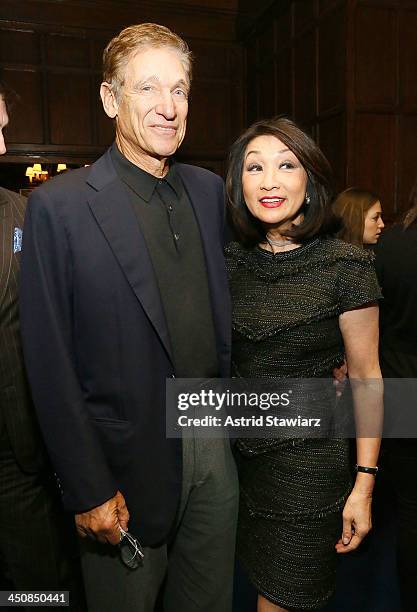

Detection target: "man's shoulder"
[0, 185, 26, 206]
[35, 166, 90, 199]
[175, 162, 223, 187]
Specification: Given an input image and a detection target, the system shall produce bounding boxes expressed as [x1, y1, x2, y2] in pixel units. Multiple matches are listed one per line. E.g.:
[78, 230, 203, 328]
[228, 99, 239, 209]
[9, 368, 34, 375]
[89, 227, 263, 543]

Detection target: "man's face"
[0, 96, 9, 155]
[111, 47, 189, 164]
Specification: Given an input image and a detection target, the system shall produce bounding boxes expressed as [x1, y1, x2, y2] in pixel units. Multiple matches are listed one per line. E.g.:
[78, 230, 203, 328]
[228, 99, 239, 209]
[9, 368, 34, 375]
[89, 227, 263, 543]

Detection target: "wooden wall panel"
[294, 0, 316, 33]
[355, 6, 397, 108]
[276, 48, 292, 117]
[293, 29, 316, 122]
[46, 34, 90, 68]
[48, 73, 92, 145]
[183, 81, 231, 156]
[0, 28, 41, 64]
[245, 36, 259, 125]
[318, 5, 345, 113]
[398, 115, 417, 214]
[318, 113, 345, 191]
[353, 114, 396, 216]
[258, 20, 275, 60]
[276, 5, 292, 50]
[258, 61, 276, 120]
[399, 10, 417, 111]
[240, 0, 417, 216]
[2, 69, 44, 144]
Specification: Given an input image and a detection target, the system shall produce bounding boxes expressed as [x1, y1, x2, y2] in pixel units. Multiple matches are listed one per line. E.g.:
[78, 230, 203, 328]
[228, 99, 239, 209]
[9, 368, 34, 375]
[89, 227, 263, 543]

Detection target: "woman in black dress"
[225, 117, 382, 611]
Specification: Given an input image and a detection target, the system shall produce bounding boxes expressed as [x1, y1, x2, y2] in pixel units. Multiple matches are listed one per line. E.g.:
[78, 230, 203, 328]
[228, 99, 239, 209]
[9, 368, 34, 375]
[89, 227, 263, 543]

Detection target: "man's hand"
[75, 490, 129, 545]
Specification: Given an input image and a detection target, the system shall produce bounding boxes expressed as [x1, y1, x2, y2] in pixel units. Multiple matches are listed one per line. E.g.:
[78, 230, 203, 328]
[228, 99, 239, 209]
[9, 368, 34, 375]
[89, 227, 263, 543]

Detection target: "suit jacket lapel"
[0, 190, 14, 308]
[86, 153, 173, 362]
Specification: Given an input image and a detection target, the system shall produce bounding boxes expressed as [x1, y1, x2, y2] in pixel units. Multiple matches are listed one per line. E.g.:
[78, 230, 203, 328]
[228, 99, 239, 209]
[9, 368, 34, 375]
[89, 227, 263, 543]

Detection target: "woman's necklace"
[266, 236, 293, 248]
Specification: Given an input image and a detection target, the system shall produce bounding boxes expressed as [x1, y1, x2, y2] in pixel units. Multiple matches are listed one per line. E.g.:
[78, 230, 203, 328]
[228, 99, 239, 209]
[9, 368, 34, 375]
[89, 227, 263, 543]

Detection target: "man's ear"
[100, 82, 118, 119]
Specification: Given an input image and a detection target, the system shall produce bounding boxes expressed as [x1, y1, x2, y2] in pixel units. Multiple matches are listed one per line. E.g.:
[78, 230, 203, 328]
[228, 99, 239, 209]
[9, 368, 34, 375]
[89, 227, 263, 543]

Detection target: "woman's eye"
[247, 164, 262, 172]
[141, 85, 153, 92]
[280, 161, 295, 170]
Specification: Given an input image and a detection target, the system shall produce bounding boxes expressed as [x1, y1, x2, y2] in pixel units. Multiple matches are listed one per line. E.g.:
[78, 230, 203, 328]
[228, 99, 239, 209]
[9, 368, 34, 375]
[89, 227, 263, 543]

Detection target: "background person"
[332, 187, 384, 247]
[374, 178, 417, 612]
[226, 117, 382, 612]
[0, 74, 85, 609]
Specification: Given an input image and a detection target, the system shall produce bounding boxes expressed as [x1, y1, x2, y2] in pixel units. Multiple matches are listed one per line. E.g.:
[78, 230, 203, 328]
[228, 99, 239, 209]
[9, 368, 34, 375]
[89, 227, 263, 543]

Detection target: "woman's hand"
[335, 489, 372, 554]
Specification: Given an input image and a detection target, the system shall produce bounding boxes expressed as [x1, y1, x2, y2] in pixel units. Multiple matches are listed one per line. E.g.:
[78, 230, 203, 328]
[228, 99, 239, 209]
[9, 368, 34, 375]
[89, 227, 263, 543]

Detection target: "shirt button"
[174, 233, 180, 241]
[168, 205, 173, 212]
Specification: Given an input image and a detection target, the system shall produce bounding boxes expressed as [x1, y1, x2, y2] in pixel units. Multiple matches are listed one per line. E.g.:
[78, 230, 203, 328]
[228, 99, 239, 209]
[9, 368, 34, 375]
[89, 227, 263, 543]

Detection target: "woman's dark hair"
[332, 187, 380, 247]
[226, 116, 338, 247]
[402, 176, 417, 230]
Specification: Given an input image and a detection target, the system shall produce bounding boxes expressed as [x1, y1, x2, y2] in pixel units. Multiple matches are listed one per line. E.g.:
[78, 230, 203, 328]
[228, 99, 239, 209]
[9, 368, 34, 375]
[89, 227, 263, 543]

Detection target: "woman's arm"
[335, 302, 383, 553]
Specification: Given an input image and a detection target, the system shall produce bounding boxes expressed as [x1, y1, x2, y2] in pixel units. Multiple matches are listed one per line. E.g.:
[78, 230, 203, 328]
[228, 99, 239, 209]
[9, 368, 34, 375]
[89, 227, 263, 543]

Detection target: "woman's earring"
[305, 193, 311, 205]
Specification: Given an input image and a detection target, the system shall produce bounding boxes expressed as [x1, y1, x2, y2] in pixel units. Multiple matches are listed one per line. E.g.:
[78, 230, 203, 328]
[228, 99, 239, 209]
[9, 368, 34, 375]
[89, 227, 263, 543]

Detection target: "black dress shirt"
[111, 144, 219, 377]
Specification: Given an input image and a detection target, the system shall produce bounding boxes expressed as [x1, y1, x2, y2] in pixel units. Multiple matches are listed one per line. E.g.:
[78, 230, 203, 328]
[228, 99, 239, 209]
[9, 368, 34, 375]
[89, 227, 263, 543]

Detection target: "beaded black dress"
[226, 237, 381, 611]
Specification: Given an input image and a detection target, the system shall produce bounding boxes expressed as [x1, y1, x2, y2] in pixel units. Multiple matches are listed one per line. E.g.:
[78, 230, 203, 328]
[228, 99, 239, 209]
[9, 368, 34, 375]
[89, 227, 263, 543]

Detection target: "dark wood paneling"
[319, 0, 342, 13]
[294, 29, 316, 122]
[318, 113, 345, 191]
[294, 0, 316, 33]
[191, 42, 232, 79]
[276, 47, 292, 117]
[48, 73, 92, 145]
[257, 61, 276, 120]
[399, 9, 417, 111]
[258, 20, 275, 60]
[183, 81, 231, 154]
[46, 34, 90, 68]
[0, 28, 41, 64]
[398, 115, 417, 213]
[355, 6, 397, 108]
[318, 5, 345, 113]
[2, 69, 44, 144]
[353, 114, 396, 216]
[0, 0, 237, 42]
[92, 38, 112, 70]
[276, 6, 292, 50]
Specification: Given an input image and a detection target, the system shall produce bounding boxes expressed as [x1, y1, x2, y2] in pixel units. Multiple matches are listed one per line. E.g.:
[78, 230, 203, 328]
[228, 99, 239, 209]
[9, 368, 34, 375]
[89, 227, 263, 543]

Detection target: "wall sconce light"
[57, 163, 67, 173]
[25, 167, 35, 183]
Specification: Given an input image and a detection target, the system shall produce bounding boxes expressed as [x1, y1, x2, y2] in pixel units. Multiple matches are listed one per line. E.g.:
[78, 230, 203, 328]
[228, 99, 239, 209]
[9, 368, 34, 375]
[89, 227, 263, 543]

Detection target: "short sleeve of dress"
[337, 247, 382, 312]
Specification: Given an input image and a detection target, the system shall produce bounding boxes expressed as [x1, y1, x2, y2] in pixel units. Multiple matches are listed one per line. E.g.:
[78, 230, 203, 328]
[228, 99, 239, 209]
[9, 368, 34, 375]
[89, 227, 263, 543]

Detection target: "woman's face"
[363, 201, 384, 244]
[242, 135, 308, 232]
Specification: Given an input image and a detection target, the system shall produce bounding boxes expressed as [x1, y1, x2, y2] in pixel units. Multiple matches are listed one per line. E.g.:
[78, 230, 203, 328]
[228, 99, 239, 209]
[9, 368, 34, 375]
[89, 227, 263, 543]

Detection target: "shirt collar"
[110, 143, 181, 202]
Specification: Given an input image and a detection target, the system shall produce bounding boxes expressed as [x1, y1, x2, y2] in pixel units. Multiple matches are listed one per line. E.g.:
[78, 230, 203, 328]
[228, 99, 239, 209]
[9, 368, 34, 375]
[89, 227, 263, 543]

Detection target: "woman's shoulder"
[224, 241, 250, 275]
[318, 237, 375, 265]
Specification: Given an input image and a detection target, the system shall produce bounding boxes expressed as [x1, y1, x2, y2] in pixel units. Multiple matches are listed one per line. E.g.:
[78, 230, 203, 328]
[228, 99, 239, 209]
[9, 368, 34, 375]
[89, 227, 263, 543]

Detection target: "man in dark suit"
[0, 76, 85, 606]
[20, 23, 238, 612]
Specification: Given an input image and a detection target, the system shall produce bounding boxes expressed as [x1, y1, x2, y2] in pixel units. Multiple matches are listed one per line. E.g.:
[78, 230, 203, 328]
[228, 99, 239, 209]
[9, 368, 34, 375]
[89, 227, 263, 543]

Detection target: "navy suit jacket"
[19, 149, 231, 545]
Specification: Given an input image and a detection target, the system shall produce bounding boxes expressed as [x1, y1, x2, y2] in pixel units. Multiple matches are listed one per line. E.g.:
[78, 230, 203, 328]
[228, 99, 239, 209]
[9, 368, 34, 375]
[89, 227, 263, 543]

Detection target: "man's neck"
[115, 136, 169, 178]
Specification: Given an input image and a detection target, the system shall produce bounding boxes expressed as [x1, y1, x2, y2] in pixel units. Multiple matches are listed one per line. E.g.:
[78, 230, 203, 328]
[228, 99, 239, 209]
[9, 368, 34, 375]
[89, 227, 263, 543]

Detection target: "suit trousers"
[80, 435, 239, 612]
[0, 423, 86, 610]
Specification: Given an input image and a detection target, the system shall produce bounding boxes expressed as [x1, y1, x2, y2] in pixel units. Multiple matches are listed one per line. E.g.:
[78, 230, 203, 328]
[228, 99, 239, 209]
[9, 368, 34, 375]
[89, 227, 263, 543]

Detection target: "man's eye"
[174, 89, 188, 98]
